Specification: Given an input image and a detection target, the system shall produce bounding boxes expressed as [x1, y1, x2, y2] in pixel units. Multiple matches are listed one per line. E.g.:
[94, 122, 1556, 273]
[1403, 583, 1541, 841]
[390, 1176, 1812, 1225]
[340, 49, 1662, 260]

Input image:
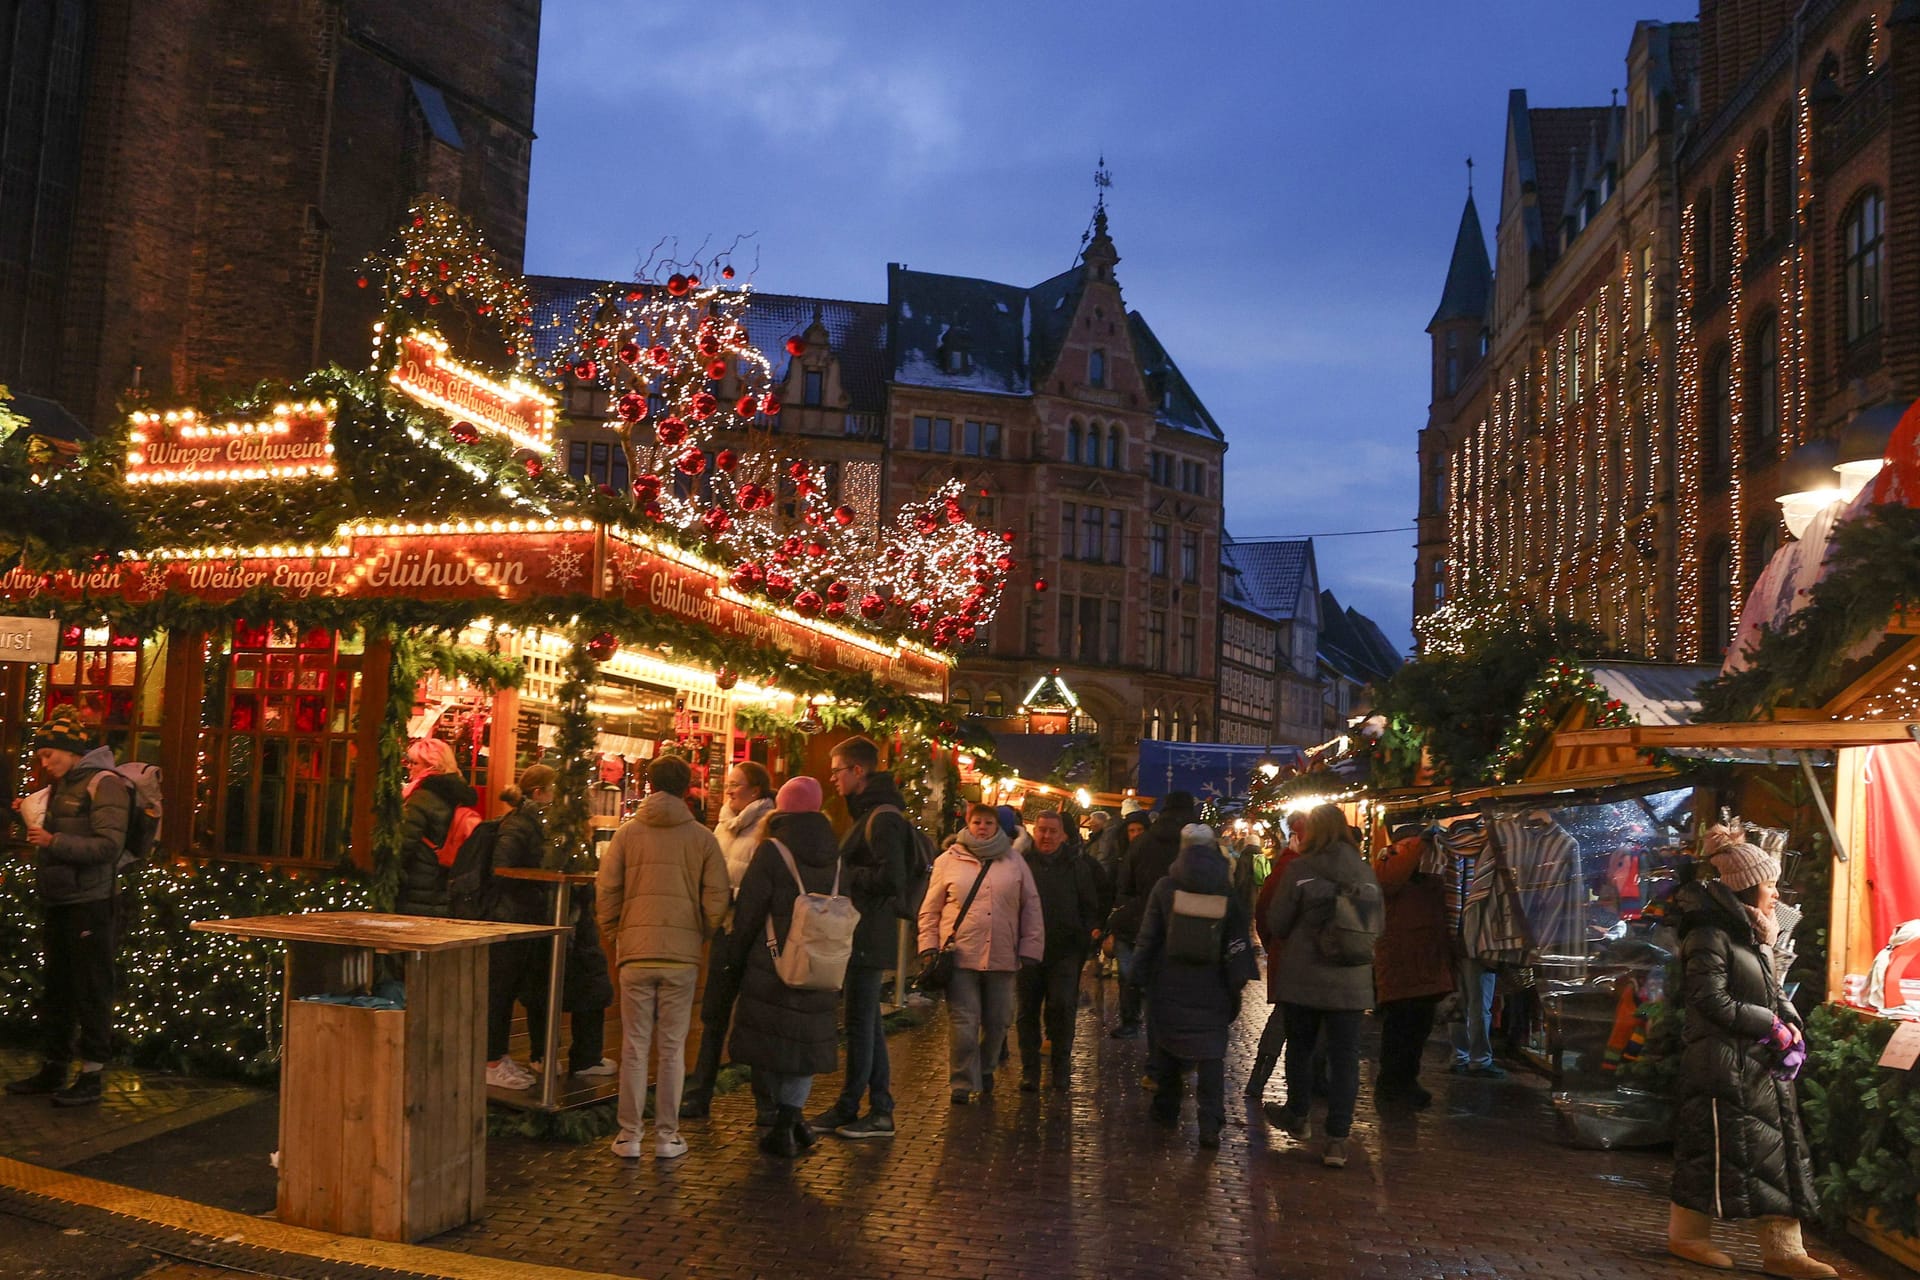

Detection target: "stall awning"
[1557, 721, 1920, 750]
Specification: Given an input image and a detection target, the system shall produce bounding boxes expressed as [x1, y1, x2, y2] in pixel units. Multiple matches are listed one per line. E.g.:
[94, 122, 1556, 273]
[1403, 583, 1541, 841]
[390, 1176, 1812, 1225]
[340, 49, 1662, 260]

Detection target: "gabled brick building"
[533, 211, 1228, 786]
[1, 0, 539, 430]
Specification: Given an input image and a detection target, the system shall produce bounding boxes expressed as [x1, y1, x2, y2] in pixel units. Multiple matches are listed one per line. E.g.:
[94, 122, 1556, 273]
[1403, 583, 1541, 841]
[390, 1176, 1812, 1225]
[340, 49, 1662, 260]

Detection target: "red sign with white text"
[125, 407, 334, 485]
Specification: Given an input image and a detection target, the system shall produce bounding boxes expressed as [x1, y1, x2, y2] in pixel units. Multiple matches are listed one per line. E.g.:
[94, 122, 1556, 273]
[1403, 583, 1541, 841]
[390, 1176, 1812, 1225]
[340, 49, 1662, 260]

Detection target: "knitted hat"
[996, 805, 1022, 838]
[33, 706, 93, 755]
[1180, 822, 1218, 850]
[776, 776, 822, 813]
[1712, 841, 1781, 893]
[1123, 810, 1150, 832]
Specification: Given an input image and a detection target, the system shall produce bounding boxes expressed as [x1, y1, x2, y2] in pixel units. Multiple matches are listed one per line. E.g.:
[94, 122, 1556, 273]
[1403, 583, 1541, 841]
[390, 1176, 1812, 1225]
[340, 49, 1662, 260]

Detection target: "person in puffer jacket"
[919, 804, 1043, 1104]
[395, 737, 477, 918]
[1665, 830, 1832, 1279]
[6, 708, 129, 1107]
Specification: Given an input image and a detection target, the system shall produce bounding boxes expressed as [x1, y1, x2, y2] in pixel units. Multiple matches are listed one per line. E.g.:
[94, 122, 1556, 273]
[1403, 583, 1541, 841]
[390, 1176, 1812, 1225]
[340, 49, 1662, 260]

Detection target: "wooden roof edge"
[1558, 720, 1920, 749]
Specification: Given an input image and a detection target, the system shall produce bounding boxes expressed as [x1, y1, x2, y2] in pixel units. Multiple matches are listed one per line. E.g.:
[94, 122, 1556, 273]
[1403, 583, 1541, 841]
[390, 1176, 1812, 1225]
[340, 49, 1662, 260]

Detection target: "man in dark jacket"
[1017, 811, 1101, 1092]
[1106, 791, 1197, 1038]
[813, 736, 910, 1139]
[6, 709, 129, 1107]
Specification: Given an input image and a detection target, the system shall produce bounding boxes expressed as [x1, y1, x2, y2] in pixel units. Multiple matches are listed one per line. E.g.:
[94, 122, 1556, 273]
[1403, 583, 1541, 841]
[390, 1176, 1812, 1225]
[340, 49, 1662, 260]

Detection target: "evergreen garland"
[1489, 658, 1644, 782]
[548, 637, 598, 871]
[1801, 1003, 1920, 1236]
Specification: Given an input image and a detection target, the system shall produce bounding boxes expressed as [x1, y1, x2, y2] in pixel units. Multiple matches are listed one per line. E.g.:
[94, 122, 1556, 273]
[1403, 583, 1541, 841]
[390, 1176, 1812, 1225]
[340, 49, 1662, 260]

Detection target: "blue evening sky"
[525, 0, 1692, 653]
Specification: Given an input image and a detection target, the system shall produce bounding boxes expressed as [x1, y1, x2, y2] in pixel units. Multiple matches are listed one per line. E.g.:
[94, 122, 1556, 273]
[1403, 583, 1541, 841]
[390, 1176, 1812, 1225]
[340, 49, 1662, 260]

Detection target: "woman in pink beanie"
[776, 776, 822, 814]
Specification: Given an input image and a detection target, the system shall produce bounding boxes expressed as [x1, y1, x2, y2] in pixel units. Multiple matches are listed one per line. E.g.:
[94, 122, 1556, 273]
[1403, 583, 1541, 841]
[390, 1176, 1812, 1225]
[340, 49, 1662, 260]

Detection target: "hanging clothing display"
[1434, 819, 1486, 940]
[1461, 824, 1533, 966]
[1491, 812, 1585, 958]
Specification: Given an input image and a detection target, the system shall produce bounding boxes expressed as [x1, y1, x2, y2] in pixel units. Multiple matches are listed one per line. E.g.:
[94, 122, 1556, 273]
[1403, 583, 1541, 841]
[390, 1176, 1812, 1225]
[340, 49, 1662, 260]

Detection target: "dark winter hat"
[33, 706, 93, 755]
[995, 805, 1022, 838]
[1158, 790, 1197, 816]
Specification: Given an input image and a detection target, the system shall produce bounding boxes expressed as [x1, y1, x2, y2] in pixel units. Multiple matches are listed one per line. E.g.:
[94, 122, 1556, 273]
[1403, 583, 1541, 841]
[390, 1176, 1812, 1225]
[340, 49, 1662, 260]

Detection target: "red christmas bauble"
[715, 665, 739, 689]
[721, 266, 736, 280]
[667, 273, 690, 296]
[804, 539, 827, 557]
[449, 420, 480, 445]
[706, 359, 729, 380]
[697, 335, 722, 359]
[995, 554, 1014, 572]
[714, 448, 738, 471]
[689, 391, 718, 420]
[914, 514, 940, 535]
[648, 344, 672, 366]
[793, 590, 824, 616]
[804, 510, 822, 527]
[1001, 530, 1016, 544]
[642, 500, 664, 521]
[701, 506, 732, 535]
[618, 341, 642, 365]
[655, 417, 688, 446]
[728, 567, 757, 593]
[573, 359, 599, 381]
[796, 478, 818, 499]
[759, 395, 781, 416]
[686, 274, 700, 289]
[632, 474, 662, 501]
[859, 593, 887, 620]
[1032, 577, 1049, 592]
[676, 446, 708, 476]
[585, 632, 619, 662]
[825, 581, 849, 603]
[825, 601, 847, 620]
[784, 336, 806, 357]
[832, 504, 856, 527]
[764, 571, 794, 600]
[909, 602, 933, 624]
[523, 456, 545, 479]
[788, 461, 810, 480]
[617, 392, 649, 423]
[957, 624, 977, 643]
[356, 276, 369, 289]
[736, 394, 758, 417]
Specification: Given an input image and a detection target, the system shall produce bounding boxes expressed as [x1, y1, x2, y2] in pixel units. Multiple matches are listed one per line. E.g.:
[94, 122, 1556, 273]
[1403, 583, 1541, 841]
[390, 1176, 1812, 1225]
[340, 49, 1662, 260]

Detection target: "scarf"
[949, 827, 1012, 863]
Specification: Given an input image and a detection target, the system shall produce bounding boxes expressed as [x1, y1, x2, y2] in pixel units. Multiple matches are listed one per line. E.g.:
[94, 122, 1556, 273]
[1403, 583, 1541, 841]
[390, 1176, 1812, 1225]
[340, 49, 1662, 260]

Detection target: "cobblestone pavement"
[0, 1045, 267, 1170]
[12, 981, 1902, 1280]
[441, 977, 1895, 1280]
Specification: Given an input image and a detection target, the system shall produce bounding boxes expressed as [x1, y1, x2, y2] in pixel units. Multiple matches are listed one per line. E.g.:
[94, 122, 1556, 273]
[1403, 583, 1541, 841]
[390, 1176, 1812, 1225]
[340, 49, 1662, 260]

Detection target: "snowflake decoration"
[546, 544, 586, 590]
[138, 561, 171, 598]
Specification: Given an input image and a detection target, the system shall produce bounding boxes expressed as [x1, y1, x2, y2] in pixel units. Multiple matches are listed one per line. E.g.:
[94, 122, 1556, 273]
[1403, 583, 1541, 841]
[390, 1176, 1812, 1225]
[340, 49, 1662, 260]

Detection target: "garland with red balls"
[1490, 657, 1641, 782]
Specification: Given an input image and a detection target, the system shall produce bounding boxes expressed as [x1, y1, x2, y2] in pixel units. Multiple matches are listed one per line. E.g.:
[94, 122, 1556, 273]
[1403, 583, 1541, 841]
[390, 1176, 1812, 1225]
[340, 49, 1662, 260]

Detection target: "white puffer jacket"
[715, 796, 776, 892]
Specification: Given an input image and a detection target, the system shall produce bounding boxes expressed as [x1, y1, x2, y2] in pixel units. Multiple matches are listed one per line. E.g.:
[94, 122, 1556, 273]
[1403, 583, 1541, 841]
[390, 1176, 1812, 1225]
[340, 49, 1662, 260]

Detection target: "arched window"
[1105, 425, 1123, 469]
[1190, 714, 1206, 743]
[983, 690, 1005, 718]
[1748, 133, 1770, 244]
[950, 689, 973, 718]
[1145, 706, 1163, 741]
[1066, 420, 1082, 464]
[1086, 422, 1103, 467]
[1772, 110, 1794, 237]
[1703, 347, 1732, 484]
[1846, 19, 1876, 85]
[1170, 708, 1184, 742]
[1747, 314, 1780, 455]
[1445, 330, 1460, 395]
[1844, 190, 1885, 343]
[1088, 349, 1107, 388]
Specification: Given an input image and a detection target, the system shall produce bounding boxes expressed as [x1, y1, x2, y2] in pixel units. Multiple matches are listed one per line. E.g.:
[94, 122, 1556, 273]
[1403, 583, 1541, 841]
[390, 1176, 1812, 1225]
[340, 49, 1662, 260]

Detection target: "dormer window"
[945, 347, 969, 374]
[1088, 349, 1107, 388]
[803, 369, 824, 406]
[938, 326, 973, 375]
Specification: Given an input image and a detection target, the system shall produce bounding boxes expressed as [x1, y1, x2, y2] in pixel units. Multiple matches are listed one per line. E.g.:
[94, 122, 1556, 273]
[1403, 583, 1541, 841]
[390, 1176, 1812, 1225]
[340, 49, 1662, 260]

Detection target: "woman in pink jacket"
[919, 804, 1044, 1104]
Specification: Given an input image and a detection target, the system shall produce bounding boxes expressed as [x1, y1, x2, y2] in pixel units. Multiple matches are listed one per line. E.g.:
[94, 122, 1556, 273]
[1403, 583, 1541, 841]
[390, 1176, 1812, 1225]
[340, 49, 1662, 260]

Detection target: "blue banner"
[1135, 742, 1305, 805]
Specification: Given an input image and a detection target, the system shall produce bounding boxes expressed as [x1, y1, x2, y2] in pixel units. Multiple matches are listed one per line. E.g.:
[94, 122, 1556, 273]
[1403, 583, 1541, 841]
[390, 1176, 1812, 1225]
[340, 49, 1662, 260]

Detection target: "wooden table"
[191, 912, 564, 1243]
[491, 868, 599, 1111]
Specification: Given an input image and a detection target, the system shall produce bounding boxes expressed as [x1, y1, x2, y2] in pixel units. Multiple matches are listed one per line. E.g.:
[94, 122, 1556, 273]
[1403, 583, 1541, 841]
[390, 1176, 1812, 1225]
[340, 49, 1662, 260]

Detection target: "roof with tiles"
[887, 264, 1032, 398]
[1221, 538, 1315, 620]
[526, 275, 893, 413]
[1528, 106, 1615, 270]
[1129, 313, 1223, 440]
[1430, 193, 1492, 329]
[1317, 589, 1404, 684]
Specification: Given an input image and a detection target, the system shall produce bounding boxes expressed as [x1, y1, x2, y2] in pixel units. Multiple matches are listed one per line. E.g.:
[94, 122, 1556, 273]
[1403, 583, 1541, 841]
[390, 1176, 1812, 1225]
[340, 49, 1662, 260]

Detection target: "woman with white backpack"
[721, 776, 849, 1158]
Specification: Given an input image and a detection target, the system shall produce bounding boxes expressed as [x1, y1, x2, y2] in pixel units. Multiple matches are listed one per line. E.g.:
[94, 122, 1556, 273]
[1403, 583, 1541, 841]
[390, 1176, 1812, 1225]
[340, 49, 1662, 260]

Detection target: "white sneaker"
[575, 1058, 618, 1078]
[487, 1058, 535, 1090]
[610, 1132, 644, 1159]
[655, 1134, 688, 1160]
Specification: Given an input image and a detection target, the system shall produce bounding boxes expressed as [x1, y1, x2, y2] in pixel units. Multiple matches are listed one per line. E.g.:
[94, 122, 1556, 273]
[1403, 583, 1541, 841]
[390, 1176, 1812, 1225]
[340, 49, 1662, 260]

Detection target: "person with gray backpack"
[1261, 803, 1382, 1170]
[722, 777, 855, 1159]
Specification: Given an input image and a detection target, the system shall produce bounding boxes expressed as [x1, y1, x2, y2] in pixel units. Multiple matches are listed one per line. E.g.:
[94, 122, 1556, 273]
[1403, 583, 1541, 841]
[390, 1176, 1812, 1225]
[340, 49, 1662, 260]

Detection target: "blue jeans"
[1116, 938, 1145, 1028]
[758, 1070, 814, 1108]
[1449, 958, 1497, 1068]
[834, 963, 893, 1117]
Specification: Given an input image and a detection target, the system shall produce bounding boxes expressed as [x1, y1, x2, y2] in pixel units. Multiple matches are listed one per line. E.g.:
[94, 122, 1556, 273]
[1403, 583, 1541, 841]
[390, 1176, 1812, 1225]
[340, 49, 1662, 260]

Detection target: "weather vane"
[1094, 154, 1113, 212]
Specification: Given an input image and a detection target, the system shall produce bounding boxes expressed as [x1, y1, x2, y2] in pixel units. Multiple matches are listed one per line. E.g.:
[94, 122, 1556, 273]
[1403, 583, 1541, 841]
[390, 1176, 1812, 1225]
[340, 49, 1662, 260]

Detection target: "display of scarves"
[1436, 821, 1486, 938]
[1462, 825, 1533, 966]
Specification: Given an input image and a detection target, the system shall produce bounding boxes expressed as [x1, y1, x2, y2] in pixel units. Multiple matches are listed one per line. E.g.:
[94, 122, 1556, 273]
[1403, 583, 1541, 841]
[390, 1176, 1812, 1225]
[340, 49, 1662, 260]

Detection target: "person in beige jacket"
[597, 755, 729, 1162]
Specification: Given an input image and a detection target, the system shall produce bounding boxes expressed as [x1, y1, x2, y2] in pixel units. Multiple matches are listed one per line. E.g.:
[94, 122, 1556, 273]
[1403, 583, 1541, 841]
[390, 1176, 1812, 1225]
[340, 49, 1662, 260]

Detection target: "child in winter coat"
[1132, 823, 1258, 1149]
[919, 803, 1043, 1104]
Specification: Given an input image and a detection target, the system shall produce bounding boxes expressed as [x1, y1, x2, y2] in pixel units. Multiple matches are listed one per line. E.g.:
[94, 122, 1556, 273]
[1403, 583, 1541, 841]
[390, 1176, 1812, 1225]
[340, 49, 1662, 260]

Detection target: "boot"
[1666, 1203, 1732, 1270]
[1755, 1217, 1837, 1279]
[789, 1108, 817, 1151]
[52, 1068, 104, 1108]
[758, 1108, 800, 1158]
[1244, 1051, 1278, 1100]
[678, 1086, 712, 1119]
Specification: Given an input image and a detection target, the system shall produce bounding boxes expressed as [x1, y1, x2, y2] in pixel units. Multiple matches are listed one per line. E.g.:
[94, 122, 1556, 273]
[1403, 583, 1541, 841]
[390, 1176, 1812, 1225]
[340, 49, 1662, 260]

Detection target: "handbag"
[914, 861, 992, 993]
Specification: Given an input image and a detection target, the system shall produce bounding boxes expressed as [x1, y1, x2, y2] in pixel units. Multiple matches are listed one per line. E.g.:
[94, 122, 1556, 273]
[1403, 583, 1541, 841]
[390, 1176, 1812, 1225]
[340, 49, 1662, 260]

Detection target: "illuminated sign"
[388, 329, 555, 454]
[126, 403, 335, 485]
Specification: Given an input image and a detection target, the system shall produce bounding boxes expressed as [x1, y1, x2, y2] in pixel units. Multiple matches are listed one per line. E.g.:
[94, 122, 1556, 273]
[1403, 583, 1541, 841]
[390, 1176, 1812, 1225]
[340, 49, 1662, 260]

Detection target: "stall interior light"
[1835, 458, 1884, 500]
[1777, 488, 1845, 540]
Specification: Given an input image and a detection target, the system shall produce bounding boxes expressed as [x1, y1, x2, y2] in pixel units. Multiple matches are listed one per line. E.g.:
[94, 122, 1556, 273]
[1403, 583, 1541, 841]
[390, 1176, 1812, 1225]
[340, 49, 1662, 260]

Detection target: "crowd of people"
[2, 709, 1837, 1275]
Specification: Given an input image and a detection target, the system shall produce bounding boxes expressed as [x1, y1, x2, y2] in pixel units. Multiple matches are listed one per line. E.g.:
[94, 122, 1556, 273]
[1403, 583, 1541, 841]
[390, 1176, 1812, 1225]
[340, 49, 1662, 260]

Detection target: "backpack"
[866, 805, 938, 921]
[444, 814, 502, 920]
[87, 760, 163, 870]
[1314, 881, 1381, 967]
[1166, 889, 1229, 964]
[765, 840, 860, 991]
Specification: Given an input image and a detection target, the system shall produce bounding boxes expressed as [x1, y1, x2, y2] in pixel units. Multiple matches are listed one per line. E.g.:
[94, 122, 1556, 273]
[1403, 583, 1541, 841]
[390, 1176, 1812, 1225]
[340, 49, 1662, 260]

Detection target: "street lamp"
[1835, 401, 1908, 499]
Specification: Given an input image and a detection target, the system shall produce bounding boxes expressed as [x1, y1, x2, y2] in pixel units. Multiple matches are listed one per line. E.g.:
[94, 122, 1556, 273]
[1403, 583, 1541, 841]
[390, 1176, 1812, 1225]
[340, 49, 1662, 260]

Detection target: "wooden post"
[1828, 746, 1876, 996]
[157, 628, 206, 857]
[350, 632, 394, 872]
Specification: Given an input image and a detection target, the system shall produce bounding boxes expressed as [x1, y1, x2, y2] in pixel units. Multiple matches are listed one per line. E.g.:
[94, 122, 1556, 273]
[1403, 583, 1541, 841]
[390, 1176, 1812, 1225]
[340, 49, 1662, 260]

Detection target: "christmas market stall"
[1556, 400, 1920, 1262]
[0, 201, 1010, 1080]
